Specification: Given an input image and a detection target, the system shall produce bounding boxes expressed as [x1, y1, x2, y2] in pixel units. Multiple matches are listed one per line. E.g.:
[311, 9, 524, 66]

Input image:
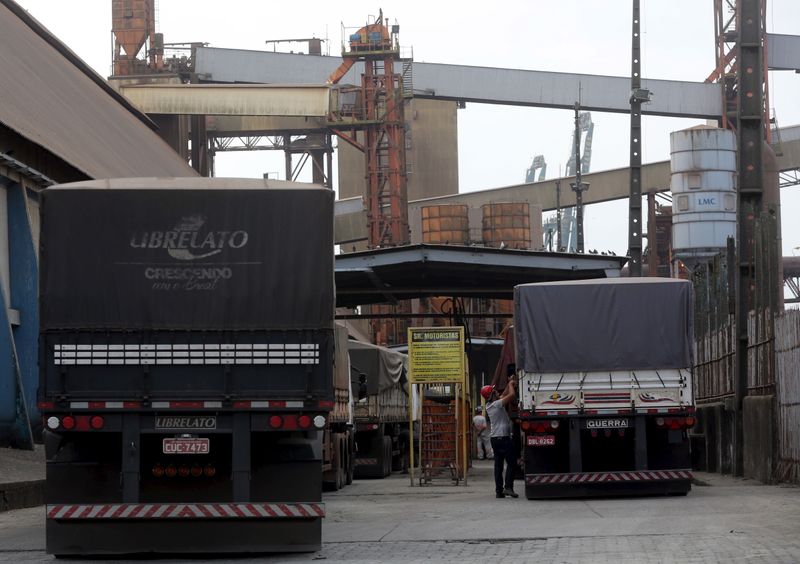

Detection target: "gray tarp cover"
[348, 340, 407, 394]
[514, 278, 693, 372]
[40, 183, 334, 330]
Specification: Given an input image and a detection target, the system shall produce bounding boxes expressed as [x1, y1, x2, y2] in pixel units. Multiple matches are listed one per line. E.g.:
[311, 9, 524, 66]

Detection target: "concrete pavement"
[0, 446, 44, 512]
[1, 461, 799, 562]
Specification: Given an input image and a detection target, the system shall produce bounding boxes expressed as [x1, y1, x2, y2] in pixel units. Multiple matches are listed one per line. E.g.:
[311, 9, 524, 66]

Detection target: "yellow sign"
[407, 327, 465, 384]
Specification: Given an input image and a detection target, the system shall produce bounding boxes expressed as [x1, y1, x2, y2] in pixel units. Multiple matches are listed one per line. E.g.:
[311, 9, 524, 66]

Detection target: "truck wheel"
[345, 434, 354, 485]
[336, 436, 346, 490]
[323, 435, 342, 492]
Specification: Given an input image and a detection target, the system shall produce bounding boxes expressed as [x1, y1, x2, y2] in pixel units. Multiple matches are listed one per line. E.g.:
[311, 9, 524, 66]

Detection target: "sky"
[13, 0, 800, 256]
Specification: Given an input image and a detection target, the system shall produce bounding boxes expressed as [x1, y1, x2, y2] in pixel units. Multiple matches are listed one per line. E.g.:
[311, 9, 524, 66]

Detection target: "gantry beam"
[119, 84, 333, 116]
[194, 47, 721, 119]
[768, 33, 800, 71]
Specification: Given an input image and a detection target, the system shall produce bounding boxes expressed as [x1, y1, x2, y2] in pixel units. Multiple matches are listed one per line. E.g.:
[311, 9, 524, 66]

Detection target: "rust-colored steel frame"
[361, 56, 409, 247]
[327, 12, 410, 249]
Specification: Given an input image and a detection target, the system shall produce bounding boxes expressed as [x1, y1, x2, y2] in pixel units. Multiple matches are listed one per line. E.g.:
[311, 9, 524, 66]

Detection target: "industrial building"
[0, 0, 800, 496]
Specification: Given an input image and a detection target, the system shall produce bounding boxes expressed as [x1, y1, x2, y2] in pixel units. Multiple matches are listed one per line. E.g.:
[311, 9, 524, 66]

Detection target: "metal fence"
[694, 318, 735, 403]
[693, 309, 776, 403]
[775, 310, 800, 483]
[747, 309, 775, 395]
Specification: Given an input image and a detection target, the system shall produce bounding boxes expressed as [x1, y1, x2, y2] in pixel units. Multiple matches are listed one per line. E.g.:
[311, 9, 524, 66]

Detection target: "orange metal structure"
[112, 0, 163, 76]
[328, 11, 410, 248]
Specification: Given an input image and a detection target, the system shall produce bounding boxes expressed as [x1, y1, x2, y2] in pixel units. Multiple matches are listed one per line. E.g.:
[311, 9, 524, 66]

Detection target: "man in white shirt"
[473, 406, 492, 460]
[481, 378, 518, 498]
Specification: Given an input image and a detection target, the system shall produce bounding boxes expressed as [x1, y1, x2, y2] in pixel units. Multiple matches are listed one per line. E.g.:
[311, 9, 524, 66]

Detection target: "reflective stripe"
[47, 503, 327, 520]
[525, 470, 692, 485]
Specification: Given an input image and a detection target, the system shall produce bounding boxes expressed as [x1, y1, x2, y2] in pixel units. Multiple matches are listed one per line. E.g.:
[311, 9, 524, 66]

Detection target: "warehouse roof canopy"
[0, 0, 195, 179]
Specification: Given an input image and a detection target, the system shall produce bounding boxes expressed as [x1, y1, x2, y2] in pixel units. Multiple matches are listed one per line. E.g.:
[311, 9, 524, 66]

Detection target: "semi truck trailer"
[38, 178, 335, 555]
[348, 340, 410, 478]
[515, 278, 695, 498]
[322, 324, 355, 490]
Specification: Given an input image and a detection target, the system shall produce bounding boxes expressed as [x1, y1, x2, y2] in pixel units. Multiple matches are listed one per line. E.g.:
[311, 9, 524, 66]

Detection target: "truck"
[348, 340, 411, 478]
[38, 177, 335, 555]
[322, 324, 355, 490]
[514, 278, 695, 498]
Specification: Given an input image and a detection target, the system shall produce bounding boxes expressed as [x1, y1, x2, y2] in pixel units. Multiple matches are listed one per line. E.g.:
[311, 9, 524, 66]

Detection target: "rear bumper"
[46, 502, 324, 555]
[524, 470, 692, 499]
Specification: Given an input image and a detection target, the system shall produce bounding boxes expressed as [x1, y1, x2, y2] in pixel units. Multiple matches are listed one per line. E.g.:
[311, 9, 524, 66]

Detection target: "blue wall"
[0, 179, 36, 448]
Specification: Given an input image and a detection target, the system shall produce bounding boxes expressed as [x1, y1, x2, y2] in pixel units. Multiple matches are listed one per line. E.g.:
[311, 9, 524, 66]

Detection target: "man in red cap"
[481, 377, 518, 498]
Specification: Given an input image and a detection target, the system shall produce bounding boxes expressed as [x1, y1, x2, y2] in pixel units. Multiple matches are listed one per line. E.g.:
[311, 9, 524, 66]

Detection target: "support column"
[734, 0, 765, 477]
[628, 0, 644, 277]
[190, 115, 208, 176]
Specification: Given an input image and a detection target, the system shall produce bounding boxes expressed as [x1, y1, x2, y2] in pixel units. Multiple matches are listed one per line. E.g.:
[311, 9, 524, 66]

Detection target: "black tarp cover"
[41, 183, 334, 330]
[514, 278, 693, 372]
[348, 340, 407, 394]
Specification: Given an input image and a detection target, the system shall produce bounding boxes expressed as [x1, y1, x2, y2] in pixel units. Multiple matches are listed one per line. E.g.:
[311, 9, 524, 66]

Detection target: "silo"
[670, 126, 737, 265]
[421, 205, 470, 245]
[481, 203, 531, 249]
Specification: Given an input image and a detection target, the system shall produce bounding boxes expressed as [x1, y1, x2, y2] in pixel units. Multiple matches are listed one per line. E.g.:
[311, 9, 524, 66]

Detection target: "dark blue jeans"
[490, 436, 515, 494]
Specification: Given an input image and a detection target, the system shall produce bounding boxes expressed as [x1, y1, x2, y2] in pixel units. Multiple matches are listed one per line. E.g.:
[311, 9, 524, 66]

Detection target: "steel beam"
[206, 115, 330, 135]
[194, 47, 722, 119]
[768, 33, 800, 71]
[119, 84, 333, 117]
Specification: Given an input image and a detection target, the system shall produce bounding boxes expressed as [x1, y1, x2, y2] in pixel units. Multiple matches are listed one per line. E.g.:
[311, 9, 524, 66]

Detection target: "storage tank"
[481, 203, 531, 249]
[421, 205, 470, 244]
[670, 126, 737, 265]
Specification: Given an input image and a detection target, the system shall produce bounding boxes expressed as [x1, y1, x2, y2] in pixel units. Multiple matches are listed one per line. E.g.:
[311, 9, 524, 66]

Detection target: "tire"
[322, 435, 342, 491]
[336, 436, 346, 490]
[345, 434, 354, 485]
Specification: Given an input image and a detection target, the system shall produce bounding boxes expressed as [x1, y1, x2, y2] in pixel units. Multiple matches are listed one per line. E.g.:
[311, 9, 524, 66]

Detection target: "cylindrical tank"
[670, 126, 737, 265]
[421, 205, 470, 245]
[481, 203, 531, 249]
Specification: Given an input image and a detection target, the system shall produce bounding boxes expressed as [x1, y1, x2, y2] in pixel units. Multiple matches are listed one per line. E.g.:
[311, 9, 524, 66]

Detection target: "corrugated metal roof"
[0, 0, 195, 179]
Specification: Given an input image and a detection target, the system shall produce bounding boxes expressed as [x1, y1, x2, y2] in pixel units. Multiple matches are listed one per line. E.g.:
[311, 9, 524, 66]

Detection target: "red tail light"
[61, 416, 76, 430]
[656, 416, 695, 429]
[90, 416, 104, 430]
[165, 465, 177, 478]
[527, 420, 559, 433]
[298, 415, 312, 429]
[178, 465, 190, 478]
[203, 464, 216, 478]
[152, 465, 164, 478]
[269, 415, 283, 429]
[190, 464, 202, 477]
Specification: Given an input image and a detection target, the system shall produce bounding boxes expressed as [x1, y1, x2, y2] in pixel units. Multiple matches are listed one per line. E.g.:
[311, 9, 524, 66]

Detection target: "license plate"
[527, 434, 556, 446]
[586, 418, 630, 429]
[162, 438, 210, 454]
